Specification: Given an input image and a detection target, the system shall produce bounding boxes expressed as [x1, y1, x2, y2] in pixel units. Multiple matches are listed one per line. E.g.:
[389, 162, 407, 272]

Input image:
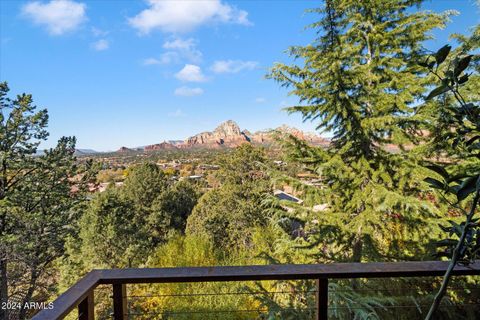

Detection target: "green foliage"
[267, 0, 450, 263]
[128, 235, 261, 320]
[10, 2, 478, 319]
[417, 34, 479, 316]
[79, 188, 145, 268]
[0, 82, 96, 320]
[149, 179, 201, 238]
[186, 144, 272, 249]
[215, 143, 269, 185]
[269, 0, 451, 153]
[96, 168, 124, 183]
[420, 43, 479, 263]
[123, 162, 168, 209]
[60, 162, 202, 285]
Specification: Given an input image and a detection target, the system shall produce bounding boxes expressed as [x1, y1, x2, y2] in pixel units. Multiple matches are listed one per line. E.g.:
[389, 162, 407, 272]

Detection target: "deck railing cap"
[33, 260, 480, 320]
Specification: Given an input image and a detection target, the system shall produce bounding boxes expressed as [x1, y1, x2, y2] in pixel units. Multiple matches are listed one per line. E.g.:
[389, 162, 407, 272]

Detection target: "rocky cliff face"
[274, 125, 329, 146]
[183, 120, 250, 148]
[119, 120, 328, 153]
[182, 120, 328, 148]
[144, 141, 178, 151]
[213, 120, 242, 137]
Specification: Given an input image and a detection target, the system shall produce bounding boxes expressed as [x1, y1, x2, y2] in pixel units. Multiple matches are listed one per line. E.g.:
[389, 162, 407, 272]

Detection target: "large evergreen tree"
[268, 0, 452, 262]
[0, 82, 94, 319]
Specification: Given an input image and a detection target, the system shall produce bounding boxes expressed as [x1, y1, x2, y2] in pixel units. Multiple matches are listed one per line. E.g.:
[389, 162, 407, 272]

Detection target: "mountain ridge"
[60, 121, 328, 155]
[142, 120, 328, 151]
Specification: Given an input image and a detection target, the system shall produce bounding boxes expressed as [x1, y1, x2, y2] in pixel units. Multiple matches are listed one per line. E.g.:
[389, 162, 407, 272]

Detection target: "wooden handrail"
[36, 271, 100, 320]
[33, 261, 480, 320]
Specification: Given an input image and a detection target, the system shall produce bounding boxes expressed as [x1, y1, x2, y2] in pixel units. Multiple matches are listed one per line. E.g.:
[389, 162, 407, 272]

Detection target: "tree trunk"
[352, 233, 363, 263]
[351, 229, 363, 291]
[0, 162, 7, 320]
[0, 257, 8, 320]
[18, 270, 38, 320]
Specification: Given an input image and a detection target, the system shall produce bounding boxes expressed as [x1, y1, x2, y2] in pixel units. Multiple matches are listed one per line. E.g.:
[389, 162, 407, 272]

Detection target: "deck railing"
[33, 260, 480, 320]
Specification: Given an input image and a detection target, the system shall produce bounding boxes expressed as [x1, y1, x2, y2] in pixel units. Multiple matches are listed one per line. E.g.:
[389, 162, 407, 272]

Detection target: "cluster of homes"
[83, 156, 329, 213]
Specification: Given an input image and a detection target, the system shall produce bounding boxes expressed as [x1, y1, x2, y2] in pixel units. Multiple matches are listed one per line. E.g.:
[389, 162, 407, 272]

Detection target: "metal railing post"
[112, 284, 127, 320]
[78, 291, 94, 320]
[316, 278, 328, 320]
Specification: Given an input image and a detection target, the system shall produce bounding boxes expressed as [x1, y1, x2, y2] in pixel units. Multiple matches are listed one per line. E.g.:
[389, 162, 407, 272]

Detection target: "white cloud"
[143, 57, 161, 65]
[143, 37, 202, 67]
[159, 51, 180, 64]
[91, 26, 109, 37]
[91, 39, 109, 51]
[128, 0, 251, 34]
[174, 86, 204, 97]
[164, 37, 202, 63]
[175, 64, 207, 82]
[163, 38, 195, 50]
[143, 52, 180, 65]
[168, 109, 186, 117]
[255, 97, 266, 103]
[22, 0, 86, 35]
[211, 60, 258, 74]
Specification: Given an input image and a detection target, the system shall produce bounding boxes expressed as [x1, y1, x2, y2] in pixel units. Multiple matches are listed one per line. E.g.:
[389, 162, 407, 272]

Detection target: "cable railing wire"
[121, 287, 480, 318]
[126, 286, 480, 298]
[121, 303, 480, 316]
[126, 307, 317, 315]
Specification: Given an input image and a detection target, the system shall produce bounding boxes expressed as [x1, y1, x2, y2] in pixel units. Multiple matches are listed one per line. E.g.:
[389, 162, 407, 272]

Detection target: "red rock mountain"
[144, 141, 178, 151]
[117, 146, 134, 152]
[140, 120, 328, 151]
[183, 120, 250, 148]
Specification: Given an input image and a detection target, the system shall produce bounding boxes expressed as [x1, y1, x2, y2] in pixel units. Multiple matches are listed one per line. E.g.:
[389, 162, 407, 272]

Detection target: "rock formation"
[182, 120, 328, 148]
[144, 141, 178, 151]
[117, 146, 133, 152]
[116, 120, 329, 152]
[183, 120, 251, 148]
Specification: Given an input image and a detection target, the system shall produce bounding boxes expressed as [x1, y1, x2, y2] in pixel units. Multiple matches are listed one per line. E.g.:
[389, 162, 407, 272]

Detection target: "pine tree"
[0, 82, 96, 319]
[268, 0, 452, 263]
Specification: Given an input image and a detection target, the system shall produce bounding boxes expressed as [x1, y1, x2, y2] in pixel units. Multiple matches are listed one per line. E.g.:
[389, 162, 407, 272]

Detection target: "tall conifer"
[268, 0, 452, 262]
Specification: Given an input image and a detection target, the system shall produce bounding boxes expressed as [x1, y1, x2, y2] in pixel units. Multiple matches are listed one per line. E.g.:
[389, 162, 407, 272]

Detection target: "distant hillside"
[117, 147, 135, 153]
[36, 149, 99, 156]
[139, 120, 329, 151]
[75, 149, 99, 155]
[144, 142, 178, 151]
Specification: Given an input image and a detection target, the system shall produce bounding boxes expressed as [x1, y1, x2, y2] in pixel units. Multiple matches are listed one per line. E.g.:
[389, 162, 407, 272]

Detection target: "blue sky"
[0, 0, 479, 151]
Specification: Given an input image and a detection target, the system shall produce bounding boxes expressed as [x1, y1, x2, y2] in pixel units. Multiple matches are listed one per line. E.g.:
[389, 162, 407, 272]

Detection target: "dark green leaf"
[435, 45, 451, 65]
[426, 84, 449, 100]
[454, 55, 473, 76]
[457, 176, 478, 201]
[426, 164, 449, 179]
[436, 239, 458, 247]
[449, 221, 463, 237]
[418, 59, 430, 68]
[439, 224, 450, 233]
[458, 74, 469, 84]
[424, 177, 445, 190]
